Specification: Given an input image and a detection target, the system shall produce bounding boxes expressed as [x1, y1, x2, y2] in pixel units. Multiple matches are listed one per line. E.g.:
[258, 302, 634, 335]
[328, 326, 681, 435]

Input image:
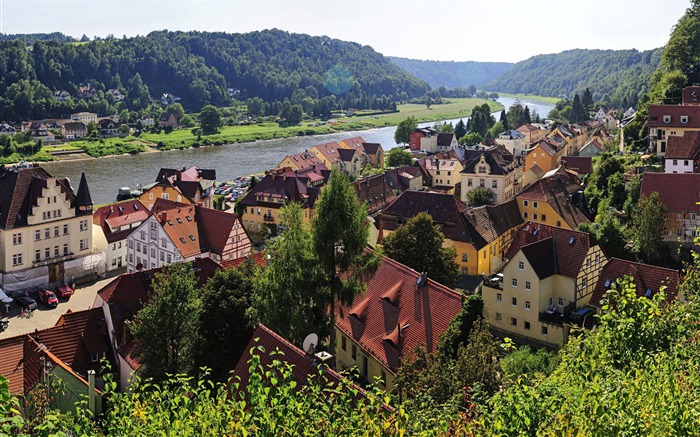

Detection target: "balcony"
[262, 214, 274, 222]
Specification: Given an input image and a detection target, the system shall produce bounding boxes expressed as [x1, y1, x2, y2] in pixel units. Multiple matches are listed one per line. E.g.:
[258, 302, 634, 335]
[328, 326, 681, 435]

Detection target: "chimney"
[176, 170, 182, 182]
[161, 211, 167, 223]
[88, 370, 96, 414]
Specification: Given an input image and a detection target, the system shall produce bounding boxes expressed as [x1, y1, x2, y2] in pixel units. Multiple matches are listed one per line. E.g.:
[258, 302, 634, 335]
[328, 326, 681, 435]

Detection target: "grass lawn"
[70, 137, 149, 157]
[496, 93, 561, 104]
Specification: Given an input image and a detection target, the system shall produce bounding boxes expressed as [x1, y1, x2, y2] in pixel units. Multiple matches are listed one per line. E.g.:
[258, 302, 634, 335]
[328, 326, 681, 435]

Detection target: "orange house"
[524, 138, 565, 173]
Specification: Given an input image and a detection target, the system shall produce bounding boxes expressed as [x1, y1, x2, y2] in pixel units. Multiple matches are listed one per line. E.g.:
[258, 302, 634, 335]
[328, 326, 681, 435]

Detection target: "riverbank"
[496, 92, 561, 105]
[20, 98, 503, 164]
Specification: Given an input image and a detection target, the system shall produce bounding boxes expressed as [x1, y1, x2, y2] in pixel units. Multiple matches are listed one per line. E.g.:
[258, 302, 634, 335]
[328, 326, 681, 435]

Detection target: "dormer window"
[663, 115, 671, 124]
[681, 115, 689, 124]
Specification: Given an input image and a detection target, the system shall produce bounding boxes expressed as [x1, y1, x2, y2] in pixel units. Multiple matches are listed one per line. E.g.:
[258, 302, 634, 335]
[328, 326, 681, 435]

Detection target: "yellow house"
[481, 222, 606, 347]
[524, 138, 564, 173]
[276, 151, 325, 171]
[310, 141, 345, 172]
[515, 166, 591, 230]
[141, 166, 216, 209]
[139, 184, 194, 210]
[335, 254, 463, 391]
[421, 157, 464, 195]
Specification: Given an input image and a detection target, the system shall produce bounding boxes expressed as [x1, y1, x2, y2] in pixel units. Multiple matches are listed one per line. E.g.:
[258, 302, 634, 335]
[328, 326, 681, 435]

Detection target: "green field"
[496, 93, 561, 104]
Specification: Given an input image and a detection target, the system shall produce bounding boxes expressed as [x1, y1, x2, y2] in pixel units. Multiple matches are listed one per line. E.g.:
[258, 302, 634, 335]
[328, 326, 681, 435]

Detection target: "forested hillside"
[487, 48, 662, 107]
[388, 57, 513, 89]
[0, 32, 77, 44]
[0, 29, 429, 121]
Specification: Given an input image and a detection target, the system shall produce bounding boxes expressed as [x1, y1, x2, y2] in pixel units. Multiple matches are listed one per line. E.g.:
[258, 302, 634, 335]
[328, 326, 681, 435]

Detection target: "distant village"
[2, 84, 700, 415]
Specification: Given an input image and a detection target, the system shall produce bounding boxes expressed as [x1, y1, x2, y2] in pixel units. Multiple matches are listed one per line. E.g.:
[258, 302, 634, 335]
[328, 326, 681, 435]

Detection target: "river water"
[43, 97, 553, 205]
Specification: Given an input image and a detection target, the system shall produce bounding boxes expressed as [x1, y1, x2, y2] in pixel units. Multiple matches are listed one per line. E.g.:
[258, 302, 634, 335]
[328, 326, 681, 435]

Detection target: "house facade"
[498, 129, 527, 157]
[92, 199, 150, 272]
[409, 127, 438, 152]
[664, 131, 700, 173]
[648, 86, 700, 156]
[524, 138, 564, 173]
[61, 122, 88, 140]
[482, 223, 606, 347]
[70, 112, 98, 124]
[422, 156, 464, 194]
[640, 172, 700, 245]
[461, 146, 522, 205]
[517, 123, 548, 146]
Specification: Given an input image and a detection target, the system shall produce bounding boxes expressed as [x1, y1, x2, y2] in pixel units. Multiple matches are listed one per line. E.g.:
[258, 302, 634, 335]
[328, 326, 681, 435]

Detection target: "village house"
[482, 222, 606, 347]
[107, 89, 125, 102]
[461, 145, 522, 205]
[71, 112, 98, 124]
[420, 155, 464, 194]
[139, 116, 155, 127]
[98, 119, 119, 137]
[92, 199, 150, 272]
[561, 156, 594, 176]
[277, 151, 326, 171]
[77, 85, 96, 99]
[309, 141, 345, 172]
[21, 121, 56, 143]
[409, 127, 437, 152]
[338, 148, 364, 179]
[498, 129, 527, 157]
[360, 142, 385, 168]
[515, 166, 591, 230]
[139, 166, 217, 210]
[0, 123, 15, 136]
[0, 307, 111, 414]
[516, 123, 548, 146]
[61, 122, 88, 140]
[158, 113, 179, 129]
[53, 90, 70, 101]
[0, 166, 97, 291]
[238, 166, 328, 232]
[664, 130, 700, 173]
[161, 93, 181, 106]
[335, 254, 463, 391]
[648, 86, 700, 156]
[588, 258, 681, 313]
[524, 137, 565, 173]
[577, 136, 605, 157]
[640, 172, 700, 245]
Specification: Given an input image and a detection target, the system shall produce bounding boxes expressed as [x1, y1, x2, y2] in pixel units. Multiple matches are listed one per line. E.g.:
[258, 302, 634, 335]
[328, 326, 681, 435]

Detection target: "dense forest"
[0, 29, 429, 121]
[388, 57, 513, 89]
[0, 32, 77, 45]
[487, 48, 662, 107]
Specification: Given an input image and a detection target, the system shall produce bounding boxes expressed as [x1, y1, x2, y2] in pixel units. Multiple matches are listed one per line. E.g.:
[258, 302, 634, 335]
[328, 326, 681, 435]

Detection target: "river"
[43, 96, 554, 205]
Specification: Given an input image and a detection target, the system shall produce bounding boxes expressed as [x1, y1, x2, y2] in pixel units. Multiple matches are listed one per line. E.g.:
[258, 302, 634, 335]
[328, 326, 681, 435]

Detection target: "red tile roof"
[640, 173, 700, 211]
[665, 131, 700, 160]
[279, 151, 324, 170]
[221, 251, 267, 269]
[336, 254, 463, 374]
[589, 258, 680, 308]
[647, 104, 700, 128]
[352, 173, 398, 214]
[93, 199, 150, 244]
[505, 222, 598, 279]
[561, 156, 593, 175]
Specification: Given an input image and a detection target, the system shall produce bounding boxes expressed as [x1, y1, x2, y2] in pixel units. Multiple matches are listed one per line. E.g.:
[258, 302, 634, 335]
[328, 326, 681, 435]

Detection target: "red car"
[56, 283, 75, 299]
[37, 288, 58, 308]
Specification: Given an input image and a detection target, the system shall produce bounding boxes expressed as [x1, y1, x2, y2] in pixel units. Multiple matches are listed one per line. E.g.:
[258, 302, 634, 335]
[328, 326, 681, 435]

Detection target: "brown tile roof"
[640, 173, 700, 211]
[155, 202, 200, 257]
[505, 222, 598, 279]
[194, 206, 249, 257]
[279, 151, 324, 170]
[311, 141, 344, 165]
[647, 104, 700, 128]
[381, 191, 478, 244]
[93, 199, 150, 244]
[339, 136, 366, 150]
[682, 86, 700, 105]
[464, 199, 523, 246]
[352, 173, 398, 214]
[362, 142, 382, 155]
[665, 131, 700, 160]
[336, 254, 463, 373]
[529, 138, 562, 157]
[0, 165, 77, 230]
[0, 308, 112, 395]
[221, 251, 267, 269]
[589, 258, 680, 308]
[561, 156, 593, 175]
[239, 168, 321, 209]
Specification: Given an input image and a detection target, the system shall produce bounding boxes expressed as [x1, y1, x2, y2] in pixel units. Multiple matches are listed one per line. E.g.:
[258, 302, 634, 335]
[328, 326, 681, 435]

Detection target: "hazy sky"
[0, 0, 691, 62]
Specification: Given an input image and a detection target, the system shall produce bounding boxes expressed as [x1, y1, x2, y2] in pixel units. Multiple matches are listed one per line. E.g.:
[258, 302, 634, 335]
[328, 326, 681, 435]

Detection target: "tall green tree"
[386, 147, 413, 167]
[454, 119, 467, 140]
[582, 87, 593, 116]
[129, 263, 202, 382]
[631, 192, 667, 263]
[394, 116, 417, 145]
[499, 109, 509, 130]
[312, 171, 380, 347]
[199, 105, 223, 134]
[382, 212, 459, 287]
[249, 203, 328, 346]
[466, 187, 497, 207]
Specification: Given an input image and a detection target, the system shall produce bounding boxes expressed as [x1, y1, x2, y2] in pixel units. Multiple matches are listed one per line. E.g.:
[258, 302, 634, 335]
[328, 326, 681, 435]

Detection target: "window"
[525, 321, 531, 330]
[167, 254, 172, 264]
[496, 293, 502, 302]
[129, 254, 133, 263]
[129, 240, 134, 249]
[45, 248, 50, 258]
[685, 160, 690, 166]
[558, 298, 563, 306]
[351, 344, 357, 360]
[541, 214, 546, 221]
[542, 326, 548, 336]
[35, 230, 41, 241]
[54, 246, 59, 257]
[137, 243, 141, 252]
[582, 278, 588, 287]
[511, 317, 517, 327]
[512, 278, 518, 287]
[80, 220, 88, 232]
[525, 281, 531, 291]
[35, 250, 40, 262]
[512, 297, 517, 306]
[533, 213, 539, 220]
[12, 233, 21, 245]
[496, 313, 502, 322]
[63, 244, 68, 255]
[380, 370, 386, 387]
[161, 193, 169, 200]
[677, 228, 683, 236]
[160, 252, 165, 261]
[523, 200, 529, 207]
[12, 253, 22, 266]
[54, 226, 59, 237]
[595, 254, 600, 263]
[525, 301, 531, 310]
[663, 115, 671, 124]
[524, 212, 528, 218]
[149, 192, 154, 200]
[462, 253, 468, 262]
[492, 180, 498, 188]
[63, 224, 68, 235]
[674, 159, 678, 165]
[151, 248, 156, 258]
[467, 179, 473, 187]
[480, 179, 485, 187]
[80, 239, 88, 251]
[556, 220, 562, 227]
[518, 261, 524, 270]
[45, 228, 50, 239]
[140, 230, 145, 240]
[533, 201, 538, 209]
[161, 238, 167, 248]
[681, 115, 689, 124]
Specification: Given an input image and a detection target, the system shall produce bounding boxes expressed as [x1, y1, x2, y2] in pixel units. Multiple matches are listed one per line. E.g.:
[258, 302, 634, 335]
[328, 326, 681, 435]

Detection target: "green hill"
[388, 56, 513, 89]
[487, 48, 662, 107]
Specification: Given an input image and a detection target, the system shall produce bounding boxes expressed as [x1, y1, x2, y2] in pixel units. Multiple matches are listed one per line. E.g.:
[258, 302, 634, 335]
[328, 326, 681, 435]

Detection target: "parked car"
[56, 283, 75, 299]
[37, 288, 58, 308]
[16, 296, 37, 311]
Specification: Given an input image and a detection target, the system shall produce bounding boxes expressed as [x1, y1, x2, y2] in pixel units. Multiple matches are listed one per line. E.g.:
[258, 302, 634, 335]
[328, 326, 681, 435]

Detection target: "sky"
[0, 0, 692, 63]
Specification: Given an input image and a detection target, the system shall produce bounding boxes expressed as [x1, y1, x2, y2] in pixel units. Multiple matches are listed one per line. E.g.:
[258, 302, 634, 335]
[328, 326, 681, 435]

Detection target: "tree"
[129, 263, 202, 382]
[570, 93, 586, 123]
[440, 122, 454, 133]
[312, 171, 380, 347]
[382, 212, 459, 287]
[386, 147, 413, 167]
[507, 100, 527, 129]
[394, 116, 417, 145]
[199, 105, 223, 134]
[468, 84, 477, 96]
[249, 203, 328, 346]
[582, 87, 593, 116]
[499, 110, 509, 130]
[488, 121, 504, 138]
[454, 119, 467, 141]
[195, 260, 257, 382]
[438, 294, 484, 360]
[179, 114, 195, 127]
[459, 131, 483, 146]
[466, 187, 496, 207]
[119, 109, 130, 125]
[631, 192, 667, 263]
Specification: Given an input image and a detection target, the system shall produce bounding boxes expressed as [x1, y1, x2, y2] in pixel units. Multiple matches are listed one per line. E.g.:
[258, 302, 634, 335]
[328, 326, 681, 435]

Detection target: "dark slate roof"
[0, 165, 77, 230]
[337, 148, 357, 162]
[352, 173, 397, 214]
[561, 156, 593, 175]
[640, 173, 700, 211]
[362, 142, 382, 155]
[75, 171, 93, 215]
[437, 133, 455, 147]
[521, 238, 557, 279]
[239, 168, 314, 208]
[589, 258, 680, 308]
[464, 199, 524, 246]
[462, 146, 515, 176]
[505, 222, 598, 279]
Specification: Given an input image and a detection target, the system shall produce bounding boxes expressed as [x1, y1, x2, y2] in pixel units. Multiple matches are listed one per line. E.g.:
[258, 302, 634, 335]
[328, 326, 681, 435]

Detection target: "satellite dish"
[302, 333, 319, 355]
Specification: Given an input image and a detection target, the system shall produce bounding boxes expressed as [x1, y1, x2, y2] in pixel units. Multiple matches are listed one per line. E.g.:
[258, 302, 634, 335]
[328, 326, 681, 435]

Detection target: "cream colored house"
[423, 157, 463, 194]
[482, 222, 606, 347]
[92, 199, 151, 272]
[0, 165, 96, 290]
[460, 145, 522, 205]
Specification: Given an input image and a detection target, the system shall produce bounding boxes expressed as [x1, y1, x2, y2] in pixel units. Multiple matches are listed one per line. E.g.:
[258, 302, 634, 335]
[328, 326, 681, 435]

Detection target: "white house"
[92, 199, 150, 272]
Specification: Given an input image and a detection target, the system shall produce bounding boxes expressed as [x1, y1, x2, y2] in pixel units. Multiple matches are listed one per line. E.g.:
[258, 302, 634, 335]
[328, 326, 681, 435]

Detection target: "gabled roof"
[339, 136, 366, 151]
[640, 173, 700, 211]
[381, 191, 476, 244]
[220, 251, 268, 269]
[352, 173, 398, 214]
[280, 151, 324, 170]
[505, 222, 598, 279]
[561, 156, 593, 175]
[337, 148, 358, 162]
[665, 130, 700, 160]
[362, 142, 382, 155]
[0, 165, 77, 230]
[336, 254, 463, 373]
[499, 129, 525, 140]
[529, 138, 563, 157]
[0, 308, 112, 395]
[647, 104, 700, 128]
[62, 122, 87, 131]
[93, 199, 150, 243]
[589, 258, 680, 308]
[462, 146, 515, 176]
[464, 199, 524, 246]
[437, 132, 456, 147]
[310, 141, 344, 165]
[239, 168, 319, 209]
[194, 206, 247, 256]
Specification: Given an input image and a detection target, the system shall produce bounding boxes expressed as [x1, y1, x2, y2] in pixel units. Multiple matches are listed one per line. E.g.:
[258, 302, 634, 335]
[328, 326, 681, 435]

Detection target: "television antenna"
[302, 333, 319, 355]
